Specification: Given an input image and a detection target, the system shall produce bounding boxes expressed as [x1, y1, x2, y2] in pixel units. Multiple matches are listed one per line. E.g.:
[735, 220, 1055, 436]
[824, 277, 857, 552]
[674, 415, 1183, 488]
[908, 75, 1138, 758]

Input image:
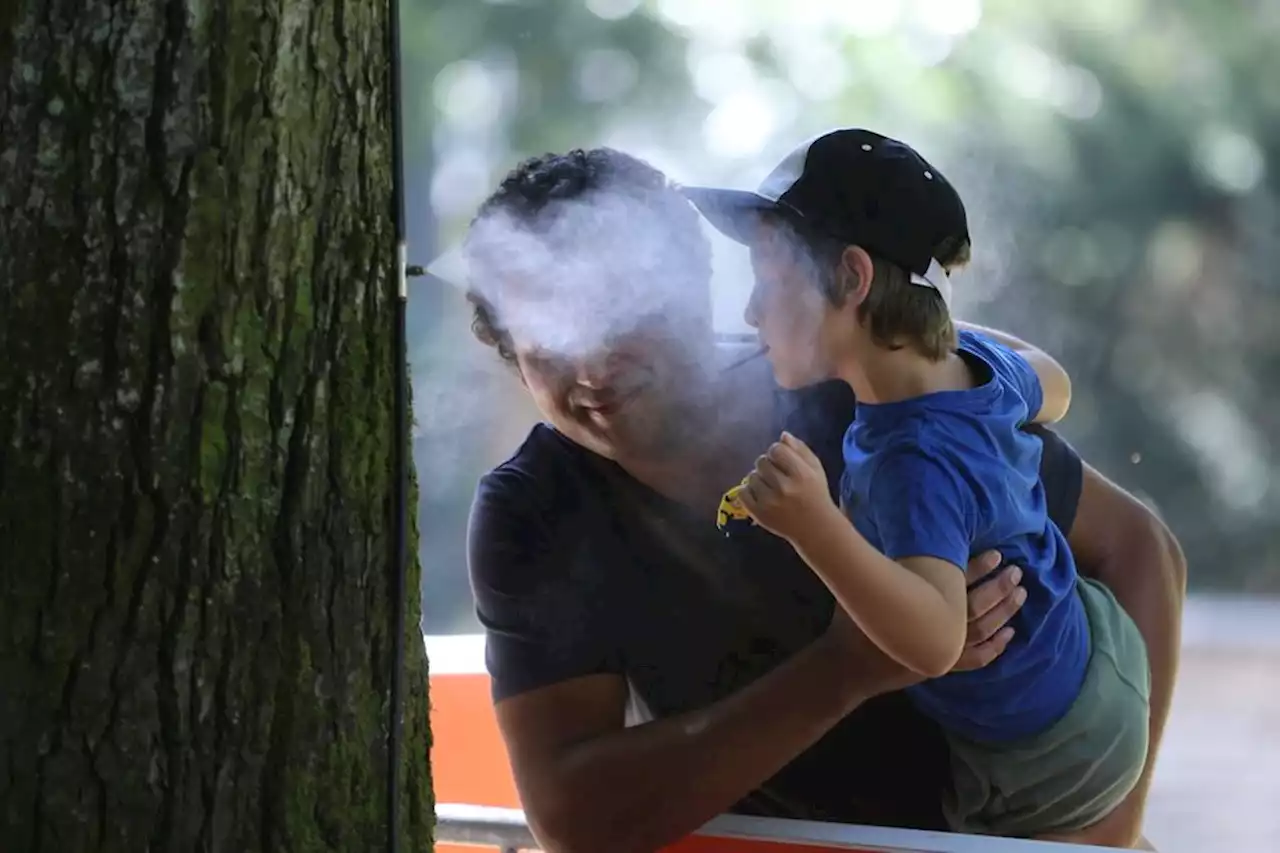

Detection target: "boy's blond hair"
[777, 216, 971, 361]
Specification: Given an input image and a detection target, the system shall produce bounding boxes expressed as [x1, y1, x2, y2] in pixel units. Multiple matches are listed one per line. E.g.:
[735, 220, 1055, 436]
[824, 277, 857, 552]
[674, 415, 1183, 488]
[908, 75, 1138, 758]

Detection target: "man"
[462, 147, 1185, 853]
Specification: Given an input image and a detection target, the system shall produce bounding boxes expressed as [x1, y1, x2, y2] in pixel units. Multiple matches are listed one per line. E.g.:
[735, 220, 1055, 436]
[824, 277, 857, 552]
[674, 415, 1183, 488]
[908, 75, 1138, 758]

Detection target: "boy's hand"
[736, 432, 835, 540]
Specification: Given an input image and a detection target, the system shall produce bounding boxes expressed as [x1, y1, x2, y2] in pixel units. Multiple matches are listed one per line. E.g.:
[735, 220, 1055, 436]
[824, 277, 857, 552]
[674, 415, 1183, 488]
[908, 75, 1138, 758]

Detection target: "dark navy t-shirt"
[467, 354, 1084, 829]
[842, 331, 1089, 743]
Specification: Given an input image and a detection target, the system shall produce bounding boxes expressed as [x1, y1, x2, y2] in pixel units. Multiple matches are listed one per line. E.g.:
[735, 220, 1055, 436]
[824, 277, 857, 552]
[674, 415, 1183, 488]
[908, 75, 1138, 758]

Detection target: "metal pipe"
[385, 0, 410, 850]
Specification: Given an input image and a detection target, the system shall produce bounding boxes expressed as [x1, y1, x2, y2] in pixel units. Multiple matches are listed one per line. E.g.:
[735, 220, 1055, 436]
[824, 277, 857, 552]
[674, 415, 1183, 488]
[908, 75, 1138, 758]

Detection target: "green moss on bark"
[0, 0, 434, 850]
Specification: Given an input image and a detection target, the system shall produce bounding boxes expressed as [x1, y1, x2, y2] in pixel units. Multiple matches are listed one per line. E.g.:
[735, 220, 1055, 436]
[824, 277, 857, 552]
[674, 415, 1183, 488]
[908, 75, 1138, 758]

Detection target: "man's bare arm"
[494, 546, 1035, 853]
[1069, 464, 1187, 845]
[495, 618, 909, 853]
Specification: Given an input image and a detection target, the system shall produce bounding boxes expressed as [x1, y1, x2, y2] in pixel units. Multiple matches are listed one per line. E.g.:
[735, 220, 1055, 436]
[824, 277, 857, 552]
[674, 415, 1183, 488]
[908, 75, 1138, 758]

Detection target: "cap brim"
[681, 187, 780, 245]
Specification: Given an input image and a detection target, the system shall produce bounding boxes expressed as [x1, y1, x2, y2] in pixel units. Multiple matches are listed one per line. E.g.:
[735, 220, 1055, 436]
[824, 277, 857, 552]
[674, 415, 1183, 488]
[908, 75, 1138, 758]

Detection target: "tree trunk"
[0, 1, 434, 850]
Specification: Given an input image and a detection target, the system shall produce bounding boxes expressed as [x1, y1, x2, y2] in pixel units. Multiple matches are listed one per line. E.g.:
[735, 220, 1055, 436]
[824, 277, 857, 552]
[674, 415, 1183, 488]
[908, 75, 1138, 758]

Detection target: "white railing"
[435, 804, 536, 852]
[433, 803, 1117, 852]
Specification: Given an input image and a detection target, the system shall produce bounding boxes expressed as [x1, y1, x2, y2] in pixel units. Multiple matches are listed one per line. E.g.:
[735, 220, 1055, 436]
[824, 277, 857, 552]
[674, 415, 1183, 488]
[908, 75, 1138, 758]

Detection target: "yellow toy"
[716, 476, 755, 533]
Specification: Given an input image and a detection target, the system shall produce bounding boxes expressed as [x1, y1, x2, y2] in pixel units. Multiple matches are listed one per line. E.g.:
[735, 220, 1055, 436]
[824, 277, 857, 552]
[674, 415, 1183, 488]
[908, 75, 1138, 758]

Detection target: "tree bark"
[0, 1, 434, 850]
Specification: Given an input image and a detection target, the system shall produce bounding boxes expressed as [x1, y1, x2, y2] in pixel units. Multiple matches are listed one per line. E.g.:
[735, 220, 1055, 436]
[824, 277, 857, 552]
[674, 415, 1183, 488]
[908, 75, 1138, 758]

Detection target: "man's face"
[497, 269, 715, 462]
[745, 223, 842, 389]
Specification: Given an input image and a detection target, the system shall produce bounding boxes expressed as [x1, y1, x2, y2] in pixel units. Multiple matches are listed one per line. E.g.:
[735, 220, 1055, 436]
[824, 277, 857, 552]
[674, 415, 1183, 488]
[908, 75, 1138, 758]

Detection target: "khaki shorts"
[943, 578, 1151, 836]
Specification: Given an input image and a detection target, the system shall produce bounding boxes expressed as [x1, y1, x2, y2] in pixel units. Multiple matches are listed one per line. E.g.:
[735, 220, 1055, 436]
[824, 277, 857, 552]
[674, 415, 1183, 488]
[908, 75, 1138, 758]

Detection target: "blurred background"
[401, 1, 1280, 850]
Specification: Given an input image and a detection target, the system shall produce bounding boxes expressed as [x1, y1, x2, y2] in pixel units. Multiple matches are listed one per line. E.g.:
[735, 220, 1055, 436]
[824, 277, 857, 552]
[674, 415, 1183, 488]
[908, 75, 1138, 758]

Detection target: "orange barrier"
[430, 648, 520, 853]
[431, 667, 521, 810]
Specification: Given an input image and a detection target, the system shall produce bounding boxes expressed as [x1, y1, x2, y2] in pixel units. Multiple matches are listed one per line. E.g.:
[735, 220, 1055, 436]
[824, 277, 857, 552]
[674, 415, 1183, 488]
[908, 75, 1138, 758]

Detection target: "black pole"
[386, 0, 409, 849]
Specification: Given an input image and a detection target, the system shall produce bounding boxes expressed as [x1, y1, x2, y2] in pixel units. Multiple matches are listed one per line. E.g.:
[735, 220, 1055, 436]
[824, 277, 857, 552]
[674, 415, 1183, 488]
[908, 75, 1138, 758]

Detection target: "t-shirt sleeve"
[958, 329, 1044, 424]
[467, 468, 623, 702]
[1024, 424, 1084, 537]
[866, 447, 976, 570]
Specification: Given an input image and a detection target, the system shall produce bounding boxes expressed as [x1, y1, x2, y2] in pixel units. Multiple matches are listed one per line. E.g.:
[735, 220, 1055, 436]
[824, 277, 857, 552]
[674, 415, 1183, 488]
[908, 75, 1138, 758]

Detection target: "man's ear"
[839, 245, 875, 308]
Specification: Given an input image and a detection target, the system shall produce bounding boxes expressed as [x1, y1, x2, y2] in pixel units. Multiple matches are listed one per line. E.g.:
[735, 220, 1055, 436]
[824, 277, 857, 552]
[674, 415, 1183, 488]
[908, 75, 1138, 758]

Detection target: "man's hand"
[952, 550, 1028, 672]
[736, 432, 836, 540]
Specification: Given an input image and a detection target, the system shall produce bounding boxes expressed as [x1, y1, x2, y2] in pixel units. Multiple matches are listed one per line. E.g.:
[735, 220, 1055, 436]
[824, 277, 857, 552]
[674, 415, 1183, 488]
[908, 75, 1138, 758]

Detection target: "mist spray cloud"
[431, 179, 714, 363]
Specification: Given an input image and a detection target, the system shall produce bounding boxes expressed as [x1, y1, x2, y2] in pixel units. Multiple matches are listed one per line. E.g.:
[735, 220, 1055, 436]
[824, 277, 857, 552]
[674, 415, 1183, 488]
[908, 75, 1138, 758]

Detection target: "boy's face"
[745, 221, 851, 389]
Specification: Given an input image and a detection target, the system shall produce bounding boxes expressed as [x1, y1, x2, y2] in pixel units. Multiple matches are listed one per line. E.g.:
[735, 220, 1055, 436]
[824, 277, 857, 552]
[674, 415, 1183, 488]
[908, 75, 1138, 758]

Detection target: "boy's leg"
[945, 578, 1152, 838]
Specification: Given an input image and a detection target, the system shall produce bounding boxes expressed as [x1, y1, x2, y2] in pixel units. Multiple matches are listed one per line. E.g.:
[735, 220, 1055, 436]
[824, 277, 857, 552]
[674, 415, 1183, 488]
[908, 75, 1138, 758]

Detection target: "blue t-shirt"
[841, 330, 1089, 743]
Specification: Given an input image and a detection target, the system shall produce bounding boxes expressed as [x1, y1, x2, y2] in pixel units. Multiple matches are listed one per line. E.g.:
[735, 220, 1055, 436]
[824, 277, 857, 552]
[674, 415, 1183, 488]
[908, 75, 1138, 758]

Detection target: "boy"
[685, 129, 1151, 845]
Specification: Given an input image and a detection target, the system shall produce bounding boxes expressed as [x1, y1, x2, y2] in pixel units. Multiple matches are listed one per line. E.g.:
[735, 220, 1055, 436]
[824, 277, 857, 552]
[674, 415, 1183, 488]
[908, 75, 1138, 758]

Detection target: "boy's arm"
[956, 320, 1072, 424]
[751, 443, 975, 679]
[789, 503, 968, 678]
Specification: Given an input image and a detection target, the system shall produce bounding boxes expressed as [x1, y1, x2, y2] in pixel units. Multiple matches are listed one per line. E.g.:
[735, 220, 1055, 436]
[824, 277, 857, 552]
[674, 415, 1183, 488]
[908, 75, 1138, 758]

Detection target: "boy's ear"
[839, 244, 875, 308]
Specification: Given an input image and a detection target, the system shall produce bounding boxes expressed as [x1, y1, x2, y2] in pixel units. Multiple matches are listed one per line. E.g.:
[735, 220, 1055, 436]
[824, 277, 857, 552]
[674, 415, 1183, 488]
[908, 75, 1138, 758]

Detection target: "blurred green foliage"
[404, 0, 1280, 631]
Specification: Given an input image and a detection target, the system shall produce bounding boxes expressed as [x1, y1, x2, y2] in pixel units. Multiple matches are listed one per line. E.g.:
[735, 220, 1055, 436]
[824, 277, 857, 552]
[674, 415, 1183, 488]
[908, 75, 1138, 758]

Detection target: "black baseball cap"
[682, 128, 968, 305]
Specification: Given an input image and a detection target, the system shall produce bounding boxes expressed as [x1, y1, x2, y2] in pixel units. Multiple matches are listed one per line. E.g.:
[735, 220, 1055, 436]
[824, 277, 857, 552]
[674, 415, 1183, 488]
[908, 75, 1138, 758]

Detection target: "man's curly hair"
[462, 148, 711, 366]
